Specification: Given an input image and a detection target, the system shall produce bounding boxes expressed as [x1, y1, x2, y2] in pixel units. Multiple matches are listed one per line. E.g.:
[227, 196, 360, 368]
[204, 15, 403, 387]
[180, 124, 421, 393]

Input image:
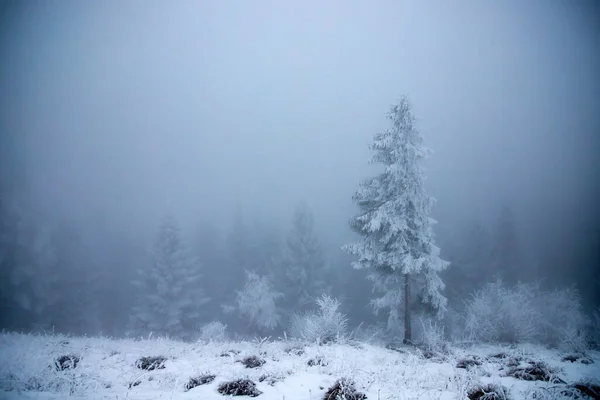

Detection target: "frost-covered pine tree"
[130, 215, 209, 339]
[224, 270, 283, 334]
[281, 202, 330, 314]
[343, 97, 449, 343]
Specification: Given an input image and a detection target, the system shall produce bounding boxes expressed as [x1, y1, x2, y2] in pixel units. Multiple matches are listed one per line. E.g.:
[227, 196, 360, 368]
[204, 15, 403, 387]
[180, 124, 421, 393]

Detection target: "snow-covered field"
[0, 333, 598, 399]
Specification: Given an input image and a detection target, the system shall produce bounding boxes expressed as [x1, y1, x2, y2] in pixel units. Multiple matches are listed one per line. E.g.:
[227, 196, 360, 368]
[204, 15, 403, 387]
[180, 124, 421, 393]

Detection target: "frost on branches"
[225, 271, 283, 333]
[130, 215, 209, 340]
[343, 97, 449, 342]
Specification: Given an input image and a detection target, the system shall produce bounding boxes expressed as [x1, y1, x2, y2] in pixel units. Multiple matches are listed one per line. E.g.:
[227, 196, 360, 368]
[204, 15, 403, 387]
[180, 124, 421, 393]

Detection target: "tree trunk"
[403, 273, 412, 344]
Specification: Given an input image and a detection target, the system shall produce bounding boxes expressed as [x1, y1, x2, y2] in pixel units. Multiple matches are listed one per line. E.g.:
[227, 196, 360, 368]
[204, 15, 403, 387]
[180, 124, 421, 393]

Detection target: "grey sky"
[1, 0, 598, 274]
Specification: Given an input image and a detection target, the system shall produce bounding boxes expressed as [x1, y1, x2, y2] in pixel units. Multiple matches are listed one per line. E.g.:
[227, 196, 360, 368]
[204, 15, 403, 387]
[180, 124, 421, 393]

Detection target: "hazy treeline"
[0, 182, 569, 339]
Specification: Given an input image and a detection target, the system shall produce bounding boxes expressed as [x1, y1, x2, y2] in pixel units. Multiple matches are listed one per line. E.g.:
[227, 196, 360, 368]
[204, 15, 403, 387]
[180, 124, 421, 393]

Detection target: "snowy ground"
[0, 333, 598, 399]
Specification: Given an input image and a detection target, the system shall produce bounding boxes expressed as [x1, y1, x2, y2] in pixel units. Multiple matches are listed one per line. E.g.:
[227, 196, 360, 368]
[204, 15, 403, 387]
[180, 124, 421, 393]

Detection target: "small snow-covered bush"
[224, 271, 283, 332]
[198, 321, 228, 343]
[135, 356, 167, 370]
[463, 280, 588, 349]
[538, 286, 588, 351]
[419, 317, 448, 353]
[323, 378, 366, 400]
[290, 295, 347, 344]
[464, 280, 540, 343]
[217, 379, 262, 397]
[239, 355, 265, 369]
[467, 383, 509, 400]
[185, 374, 215, 391]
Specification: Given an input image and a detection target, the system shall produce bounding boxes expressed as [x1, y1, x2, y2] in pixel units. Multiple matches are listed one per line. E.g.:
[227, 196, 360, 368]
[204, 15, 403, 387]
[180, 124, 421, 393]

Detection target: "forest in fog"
[0, 1, 599, 347]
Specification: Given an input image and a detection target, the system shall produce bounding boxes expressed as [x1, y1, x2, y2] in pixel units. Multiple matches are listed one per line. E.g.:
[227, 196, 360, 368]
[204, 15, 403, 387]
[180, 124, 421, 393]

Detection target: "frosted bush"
[464, 280, 540, 343]
[537, 286, 588, 351]
[290, 295, 347, 344]
[224, 271, 283, 332]
[419, 317, 447, 353]
[463, 280, 588, 349]
[198, 321, 228, 343]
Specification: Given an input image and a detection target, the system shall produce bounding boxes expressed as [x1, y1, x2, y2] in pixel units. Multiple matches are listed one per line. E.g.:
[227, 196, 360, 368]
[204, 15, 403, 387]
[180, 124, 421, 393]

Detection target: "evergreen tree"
[343, 97, 449, 343]
[224, 270, 283, 334]
[281, 202, 329, 314]
[130, 215, 209, 339]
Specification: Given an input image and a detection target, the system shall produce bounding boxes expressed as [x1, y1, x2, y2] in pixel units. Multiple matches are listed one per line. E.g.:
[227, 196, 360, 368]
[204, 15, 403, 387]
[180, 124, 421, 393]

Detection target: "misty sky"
[1, 0, 598, 266]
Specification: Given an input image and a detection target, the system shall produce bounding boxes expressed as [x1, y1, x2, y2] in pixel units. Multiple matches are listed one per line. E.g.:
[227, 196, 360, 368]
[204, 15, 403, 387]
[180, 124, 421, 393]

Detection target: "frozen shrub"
[135, 356, 167, 370]
[290, 295, 348, 344]
[463, 280, 588, 348]
[54, 355, 79, 371]
[307, 356, 328, 367]
[419, 317, 448, 353]
[567, 380, 600, 399]
[467, 383, 509, 400]
[456, 356, 482, 369]
[185, 374, 215, 391]
[537, 286, 588, 351]
[562, 353, 593, 364]
[238, 355, 265, 369]
[217, 379, 262, 397]
[464, 280, 540, 343]
[198, 321, 228, 343]
[506, 361, 563, 383]
[258, 373, 285, 386]
[323, 378, 366, 400]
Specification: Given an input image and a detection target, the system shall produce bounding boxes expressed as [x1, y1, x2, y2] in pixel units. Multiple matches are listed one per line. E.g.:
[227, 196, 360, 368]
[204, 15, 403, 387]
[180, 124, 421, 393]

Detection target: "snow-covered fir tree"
[343, 96, 449, 343]
[281, 202, 330, 314]
[130, 215, 209, 339]
[224, 270, 283, 334]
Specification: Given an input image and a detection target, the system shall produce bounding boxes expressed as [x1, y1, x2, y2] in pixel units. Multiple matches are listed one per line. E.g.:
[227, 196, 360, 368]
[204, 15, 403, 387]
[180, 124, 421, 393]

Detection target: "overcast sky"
[1, 0, 598, 277]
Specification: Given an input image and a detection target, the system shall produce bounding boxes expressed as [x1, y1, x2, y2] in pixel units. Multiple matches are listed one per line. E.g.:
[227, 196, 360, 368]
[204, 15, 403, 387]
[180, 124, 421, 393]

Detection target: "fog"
[1, 0, 598, 336]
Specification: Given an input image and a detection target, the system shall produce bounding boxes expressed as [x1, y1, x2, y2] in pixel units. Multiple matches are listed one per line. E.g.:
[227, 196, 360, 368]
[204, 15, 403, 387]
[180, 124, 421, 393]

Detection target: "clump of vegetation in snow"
[217, 379, 262, 397]
[463, 280, 590, 352]
[307, 356, 328, 367]
[562, 353, 594, 364]
[290, 294, 348, 344]
[258, 372, 285, 386]
[506, 360, 563, 383]
[284, 345, 305, 356]
[238, 355, 265, 369]
[323, 378, 366, 400]
[184, 374, 216, 391]
[197, 321, 228, 343]
[54, 355, 79, 371]
[220, 349, 241, 357]
[456, 356, 482, 369]
[135, 356, 167, 370]
[565, 380, 600, 399]
[418, 317, 449, 355]
[467, 383, 509, 400]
